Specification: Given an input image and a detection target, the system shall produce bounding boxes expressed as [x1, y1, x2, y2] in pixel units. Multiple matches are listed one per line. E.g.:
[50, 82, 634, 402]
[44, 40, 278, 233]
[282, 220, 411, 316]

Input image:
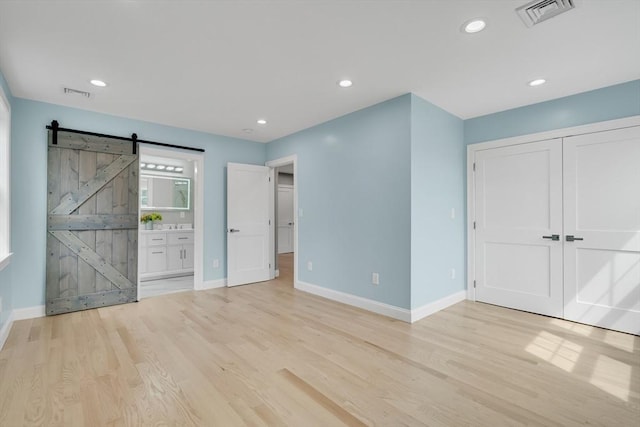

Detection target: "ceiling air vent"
[516, 0, 575, 27]
[63, 87, 91, 98]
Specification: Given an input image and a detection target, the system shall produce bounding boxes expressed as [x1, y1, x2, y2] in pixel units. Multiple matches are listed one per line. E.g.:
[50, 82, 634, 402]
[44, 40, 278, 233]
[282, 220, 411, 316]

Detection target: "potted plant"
[140, 212, 163, 230]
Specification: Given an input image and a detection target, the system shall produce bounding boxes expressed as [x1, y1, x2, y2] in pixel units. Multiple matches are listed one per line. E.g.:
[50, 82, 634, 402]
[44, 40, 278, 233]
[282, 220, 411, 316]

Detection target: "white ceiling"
[0, 1, 638, 143]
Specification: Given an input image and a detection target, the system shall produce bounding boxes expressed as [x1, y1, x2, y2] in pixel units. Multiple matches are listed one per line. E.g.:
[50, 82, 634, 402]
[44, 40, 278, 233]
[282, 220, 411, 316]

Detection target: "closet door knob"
[542, 234, 560, 241]
[565, 235, 584, 242]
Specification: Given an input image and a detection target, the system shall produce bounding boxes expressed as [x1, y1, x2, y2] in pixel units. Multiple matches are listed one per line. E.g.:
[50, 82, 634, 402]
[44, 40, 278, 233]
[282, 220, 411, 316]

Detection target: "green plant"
[140, 212, 163, 223]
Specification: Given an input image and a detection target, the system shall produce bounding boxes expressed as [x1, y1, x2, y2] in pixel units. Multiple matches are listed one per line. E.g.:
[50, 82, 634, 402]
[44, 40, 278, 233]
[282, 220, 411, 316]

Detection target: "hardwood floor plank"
[0, 253, 638, 426]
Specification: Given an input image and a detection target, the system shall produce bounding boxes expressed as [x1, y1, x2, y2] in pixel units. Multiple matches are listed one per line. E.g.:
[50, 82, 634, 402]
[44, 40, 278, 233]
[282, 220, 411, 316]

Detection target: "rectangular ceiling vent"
[516, 0, 575, 27]
[63, 87, 91, 98]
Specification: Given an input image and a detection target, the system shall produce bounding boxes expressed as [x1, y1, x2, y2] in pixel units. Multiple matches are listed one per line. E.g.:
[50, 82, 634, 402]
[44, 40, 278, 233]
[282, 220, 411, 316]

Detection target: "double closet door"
[474, 126, 640, 335]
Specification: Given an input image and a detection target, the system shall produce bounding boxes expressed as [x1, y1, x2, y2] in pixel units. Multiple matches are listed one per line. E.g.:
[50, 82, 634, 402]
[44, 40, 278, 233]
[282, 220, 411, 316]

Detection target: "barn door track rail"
[46, 120, 205, 153]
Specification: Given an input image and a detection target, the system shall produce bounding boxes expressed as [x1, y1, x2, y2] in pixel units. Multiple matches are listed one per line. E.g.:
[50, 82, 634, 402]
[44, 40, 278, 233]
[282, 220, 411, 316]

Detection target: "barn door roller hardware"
[46, 120, 205, 153]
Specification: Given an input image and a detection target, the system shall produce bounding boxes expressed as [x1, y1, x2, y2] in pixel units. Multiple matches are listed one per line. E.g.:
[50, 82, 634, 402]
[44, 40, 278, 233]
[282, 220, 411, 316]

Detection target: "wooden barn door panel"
[46, 131, 138, 315]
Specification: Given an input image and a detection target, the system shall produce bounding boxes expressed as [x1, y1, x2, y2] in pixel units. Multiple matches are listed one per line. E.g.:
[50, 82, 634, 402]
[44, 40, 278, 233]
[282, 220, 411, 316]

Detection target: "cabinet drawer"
[147, 233, 167, 246]
[168, 232, 194, 245]
[147, 247, 167, 273]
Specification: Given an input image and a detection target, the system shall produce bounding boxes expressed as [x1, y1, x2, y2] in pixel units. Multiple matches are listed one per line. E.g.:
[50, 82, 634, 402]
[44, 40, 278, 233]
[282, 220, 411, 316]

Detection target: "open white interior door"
[227, 163, 271, 287]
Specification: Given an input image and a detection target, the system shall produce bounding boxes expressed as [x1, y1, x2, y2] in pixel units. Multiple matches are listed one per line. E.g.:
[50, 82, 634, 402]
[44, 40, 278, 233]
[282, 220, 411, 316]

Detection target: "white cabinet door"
[277, 185, 294, 254]
[475, 139, 564, 317]
[182, 244, 194, 270]
[563, 126, 640, 335]
[147, 247, 167, 273]
[227, 163, 271, 286]
[167, 245, 183, 272]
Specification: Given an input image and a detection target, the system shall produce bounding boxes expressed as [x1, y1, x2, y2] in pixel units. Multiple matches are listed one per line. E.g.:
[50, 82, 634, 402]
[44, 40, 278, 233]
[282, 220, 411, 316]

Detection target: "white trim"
[410, 291, 467, 323]
[197, 278, 227, 290]
[137, 146, 205, 298]
[0, 83, 11, 268]
[13, 305, 46, 320]
[0, 310, 14, 350]
[0, 252, 12, 272]
[266, 155, 298, 286]
[296, 280, 412, 322]
[469, 116, 640, 151]
[466, 115, 640, 302]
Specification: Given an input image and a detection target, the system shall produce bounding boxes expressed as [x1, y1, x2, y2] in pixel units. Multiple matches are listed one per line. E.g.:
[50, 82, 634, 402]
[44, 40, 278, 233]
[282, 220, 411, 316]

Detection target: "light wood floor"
[1, 254, 638, 426]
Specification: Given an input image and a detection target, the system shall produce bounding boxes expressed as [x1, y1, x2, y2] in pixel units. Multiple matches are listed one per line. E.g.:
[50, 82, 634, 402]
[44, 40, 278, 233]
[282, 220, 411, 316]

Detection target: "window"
[0, 84, 11, 271]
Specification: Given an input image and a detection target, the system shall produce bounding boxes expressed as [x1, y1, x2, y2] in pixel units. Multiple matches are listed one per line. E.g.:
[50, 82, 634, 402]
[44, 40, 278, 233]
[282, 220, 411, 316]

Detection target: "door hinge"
[473, 162, 476, 172]
[269, 176, 271, 182]
[473, 280, 476, 288]
[473, 221, 476, 229]
[269, 219, 271, 225]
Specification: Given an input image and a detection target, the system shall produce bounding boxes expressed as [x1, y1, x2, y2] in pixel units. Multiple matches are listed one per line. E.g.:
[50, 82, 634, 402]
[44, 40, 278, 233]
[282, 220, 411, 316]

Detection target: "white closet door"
[475, 139, 564, 317]
[277, 185, 294, 254]
[563, 126, 640, 335]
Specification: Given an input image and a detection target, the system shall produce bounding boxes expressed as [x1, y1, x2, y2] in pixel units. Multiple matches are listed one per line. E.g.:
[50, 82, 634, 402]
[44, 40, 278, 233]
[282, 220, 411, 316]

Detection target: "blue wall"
[10, 98, 266, 309]
[268, 95, 413, 308]
[0, 69, 13, 330]
[465, 80, 640, 144]
[410, 95, 465, 309]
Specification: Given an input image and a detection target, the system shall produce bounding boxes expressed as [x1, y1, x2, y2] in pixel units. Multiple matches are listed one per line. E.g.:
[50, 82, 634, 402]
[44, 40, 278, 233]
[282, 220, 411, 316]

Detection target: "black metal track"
[46, 121, 205, 153]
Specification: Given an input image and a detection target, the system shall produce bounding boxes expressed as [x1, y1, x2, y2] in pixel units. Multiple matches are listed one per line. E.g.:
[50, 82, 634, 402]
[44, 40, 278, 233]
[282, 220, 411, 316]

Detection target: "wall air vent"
[516, 0, 575, 27]
[63, 87, 91, 98]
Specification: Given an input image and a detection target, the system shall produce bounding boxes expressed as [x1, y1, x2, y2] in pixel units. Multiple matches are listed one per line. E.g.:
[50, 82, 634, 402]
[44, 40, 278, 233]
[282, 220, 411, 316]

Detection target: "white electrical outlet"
[213, 259, 219, 269]
[372, 273, 379, 285]
[451, 268, 456, 279]
[307, 261, 313, 271]
[450, 208, 455, 219]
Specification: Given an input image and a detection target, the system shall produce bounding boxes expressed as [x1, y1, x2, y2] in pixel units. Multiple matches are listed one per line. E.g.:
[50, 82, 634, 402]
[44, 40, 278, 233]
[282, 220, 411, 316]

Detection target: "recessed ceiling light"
[174, 167, 184, 172]
[338, 79, 353, 88]
[257, 119, 267, 125]
[156, 165, 166, 170]
[90, 79, 107, 87]
[463, 19, 486, 33]
[146, 163, 156, 169]
[243, 128, 254, 133]
[140, 163, 146, 167]
[165, 166, 175, 171]
[529, 78, 547, 87]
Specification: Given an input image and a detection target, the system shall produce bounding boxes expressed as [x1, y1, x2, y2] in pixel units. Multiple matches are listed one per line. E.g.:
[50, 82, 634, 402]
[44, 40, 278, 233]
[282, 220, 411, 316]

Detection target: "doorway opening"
[138, 146, 204, 299]
[266, 155, 298, 288]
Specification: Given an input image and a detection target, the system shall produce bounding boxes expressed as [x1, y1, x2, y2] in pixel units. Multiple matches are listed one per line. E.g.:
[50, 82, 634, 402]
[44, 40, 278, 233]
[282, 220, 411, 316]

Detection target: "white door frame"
[137, 145, 205, 299]
[467, 115, 640, 301]
[266, 155, 298, 285]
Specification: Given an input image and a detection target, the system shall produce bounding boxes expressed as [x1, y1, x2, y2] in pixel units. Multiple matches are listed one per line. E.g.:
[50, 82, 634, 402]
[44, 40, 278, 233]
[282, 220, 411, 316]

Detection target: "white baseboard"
[0, 304, 45, 350]
[295, 281, 466, 324]
[197, 278, 227, 290]
[13, 305, 46, 320]
[410, 290, 467, 323]
[0, 311, 15, 350]
[295, 280, 412, 322]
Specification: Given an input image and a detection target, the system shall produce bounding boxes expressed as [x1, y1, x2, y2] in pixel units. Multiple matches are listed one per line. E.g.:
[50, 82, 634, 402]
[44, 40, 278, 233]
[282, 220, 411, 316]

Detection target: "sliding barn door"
[46, 131, 139, 315]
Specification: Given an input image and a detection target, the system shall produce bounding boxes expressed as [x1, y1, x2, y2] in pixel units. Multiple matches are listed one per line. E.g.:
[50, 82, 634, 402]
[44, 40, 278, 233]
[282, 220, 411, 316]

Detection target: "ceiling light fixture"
[529, 78, 547, 87]
[140, 163, 146, 167]
[462, 18, 487, 33]
[146, 163, 157, 169]
[257, 119, 267, 125]
[174, 167, 184, 172]
[90, 79, 107, 87]
[165, 166, 175, 171]
[338, 79, 353, 88]
[156, 165, 166, 170]
[242, 128, 254, 133]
